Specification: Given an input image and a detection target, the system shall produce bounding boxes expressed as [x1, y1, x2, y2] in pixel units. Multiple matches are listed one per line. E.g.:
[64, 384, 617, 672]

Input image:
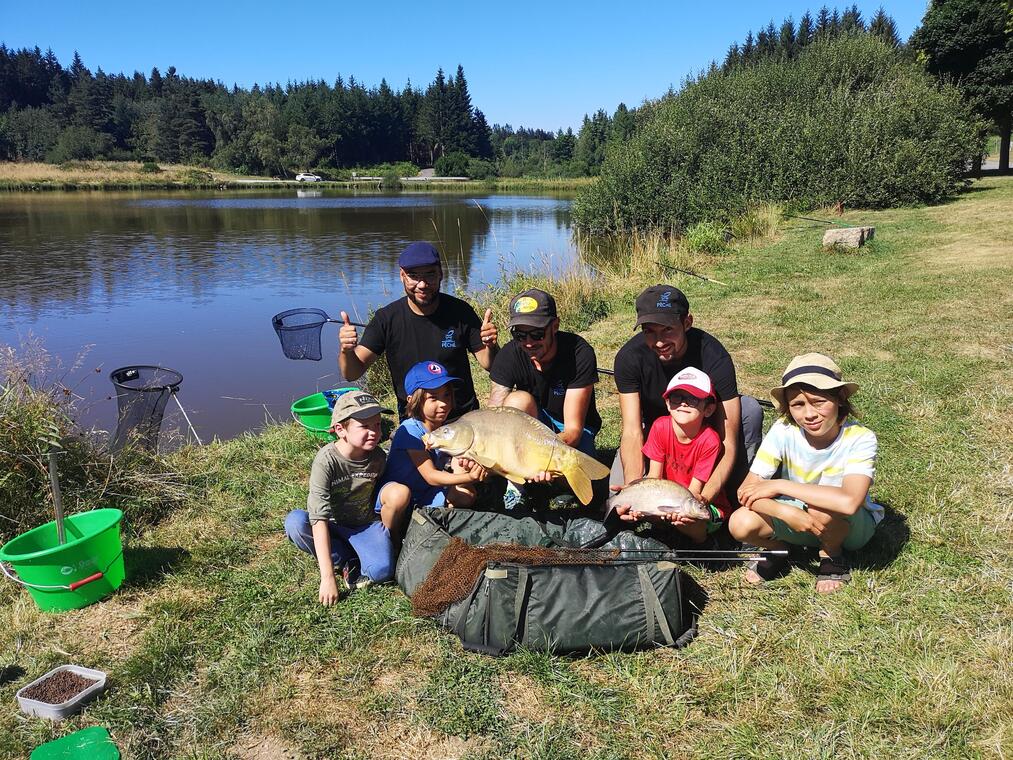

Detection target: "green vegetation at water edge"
[1, 177, 1011, 758]
[573, 35, 984, 234]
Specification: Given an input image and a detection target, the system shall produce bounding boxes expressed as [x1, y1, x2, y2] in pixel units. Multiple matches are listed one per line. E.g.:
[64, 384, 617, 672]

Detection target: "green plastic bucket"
[0, 509, 125, 613]
[291, 388, 358, 441]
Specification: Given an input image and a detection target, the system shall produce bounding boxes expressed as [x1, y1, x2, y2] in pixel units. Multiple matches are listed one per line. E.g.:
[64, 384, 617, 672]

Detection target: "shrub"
[435, 152, 471, 177]
[684, 221, 727, 254]
[0, 343, 186, 543]
[139, 161, 162, 173]
[176, 168, 215, 186]
[573, 35, 985, 234]
[467, 158, 497, 180]
[381, 170, 401, 189]
[46, 126, 113, 163]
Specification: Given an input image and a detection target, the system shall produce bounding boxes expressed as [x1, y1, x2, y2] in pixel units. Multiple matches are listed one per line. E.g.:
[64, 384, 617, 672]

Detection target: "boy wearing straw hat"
[730, 353, 882, 594]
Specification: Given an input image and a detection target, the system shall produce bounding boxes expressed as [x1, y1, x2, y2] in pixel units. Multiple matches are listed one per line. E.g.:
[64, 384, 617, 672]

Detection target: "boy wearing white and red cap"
[621, 366, 730, 543]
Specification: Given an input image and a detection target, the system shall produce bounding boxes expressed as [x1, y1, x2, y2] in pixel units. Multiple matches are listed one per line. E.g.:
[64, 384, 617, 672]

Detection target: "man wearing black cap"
[338, 241, 498, 419]
[488, 288, 601, 457]
[611, 284, 762, 504]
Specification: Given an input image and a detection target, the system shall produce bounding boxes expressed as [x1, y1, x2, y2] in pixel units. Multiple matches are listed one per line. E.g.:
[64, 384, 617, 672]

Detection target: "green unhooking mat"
[396, 508, 701, 655]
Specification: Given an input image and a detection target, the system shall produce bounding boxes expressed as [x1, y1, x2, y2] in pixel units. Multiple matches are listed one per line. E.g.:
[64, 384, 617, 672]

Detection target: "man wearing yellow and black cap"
[488, 288, 601, 457]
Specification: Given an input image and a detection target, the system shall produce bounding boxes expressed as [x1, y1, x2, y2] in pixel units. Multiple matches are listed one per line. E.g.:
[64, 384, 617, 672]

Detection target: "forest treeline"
[1, 3, 1007, 181]
[0, 48, 632, 179]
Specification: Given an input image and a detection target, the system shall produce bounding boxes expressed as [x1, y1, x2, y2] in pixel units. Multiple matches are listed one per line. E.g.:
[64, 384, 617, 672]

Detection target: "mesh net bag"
[109, 366, 183, 452]
[272, 308, 330, 361]
[411, 538, 620, 618]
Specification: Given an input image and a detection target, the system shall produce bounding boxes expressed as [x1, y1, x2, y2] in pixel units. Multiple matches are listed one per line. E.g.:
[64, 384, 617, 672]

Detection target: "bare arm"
[407, 449, 486, 486]
[311, 520, 339, 606]
[339, 344, 378, 382]
[701, 396, 741, 504]
[488, 381, 513, 407]
[739, 473, 871, 516]
[558, 385, 593, 447]
[472, 344, 498, 371]
[618, 392, 646, 485]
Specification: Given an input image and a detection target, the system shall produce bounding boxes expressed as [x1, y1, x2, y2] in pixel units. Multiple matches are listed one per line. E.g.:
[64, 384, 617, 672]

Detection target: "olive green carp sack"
[422, 406, 610, 505]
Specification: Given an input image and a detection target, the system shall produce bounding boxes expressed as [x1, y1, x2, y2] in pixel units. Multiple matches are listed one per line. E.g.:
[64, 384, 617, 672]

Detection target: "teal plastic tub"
[290, 387, 359, 441]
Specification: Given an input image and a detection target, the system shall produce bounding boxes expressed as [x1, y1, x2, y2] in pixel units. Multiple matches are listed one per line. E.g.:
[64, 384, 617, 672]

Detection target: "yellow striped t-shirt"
[750, 419, 882, 522]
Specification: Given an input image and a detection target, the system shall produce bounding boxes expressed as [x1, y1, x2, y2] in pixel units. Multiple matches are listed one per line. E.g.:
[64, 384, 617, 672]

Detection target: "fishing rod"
[566, 548, 789, 563]
[659, 263, 729, 286]
[597, 366, 774, 410]
[782, 213, 856, 228]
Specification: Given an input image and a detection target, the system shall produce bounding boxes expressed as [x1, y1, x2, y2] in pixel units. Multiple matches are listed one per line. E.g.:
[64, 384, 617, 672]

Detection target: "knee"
[728, 507, 766, 541]
[284, 509, 309, 538]
[502, 390, 537, 416]
[380, 483, 412, 512]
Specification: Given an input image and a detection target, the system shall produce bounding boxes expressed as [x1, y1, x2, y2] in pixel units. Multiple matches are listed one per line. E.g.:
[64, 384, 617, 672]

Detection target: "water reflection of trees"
[0, 193, 571, 319]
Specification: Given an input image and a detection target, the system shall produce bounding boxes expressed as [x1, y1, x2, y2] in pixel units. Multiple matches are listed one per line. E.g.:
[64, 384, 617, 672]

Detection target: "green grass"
[1, 179, 1012, 759]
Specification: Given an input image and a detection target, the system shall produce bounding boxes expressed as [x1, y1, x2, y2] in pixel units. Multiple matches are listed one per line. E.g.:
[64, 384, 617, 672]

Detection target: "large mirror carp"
[422, 406, 610, 505]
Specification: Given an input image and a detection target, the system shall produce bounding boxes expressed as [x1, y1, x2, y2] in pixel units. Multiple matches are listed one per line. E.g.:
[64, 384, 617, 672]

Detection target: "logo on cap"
[514, 296, 538, 314]
[676, 371, 695, 380]
[428, 363, 442, 374]
[656, 291, 672, 309]
[353, 394, 373, 405]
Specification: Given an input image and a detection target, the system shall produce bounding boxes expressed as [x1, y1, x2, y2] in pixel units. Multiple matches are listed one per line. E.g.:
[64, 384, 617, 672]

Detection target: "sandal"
[815, 555, 851, 594]
[743, 550, 789, 585]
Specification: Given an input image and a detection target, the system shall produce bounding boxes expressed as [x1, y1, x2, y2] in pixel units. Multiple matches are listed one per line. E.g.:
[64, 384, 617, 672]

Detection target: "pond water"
[0, 189, 576, 443]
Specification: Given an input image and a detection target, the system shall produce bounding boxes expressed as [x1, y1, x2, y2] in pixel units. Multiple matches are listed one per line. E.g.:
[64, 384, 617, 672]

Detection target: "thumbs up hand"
[480, 308, 498, 347]
[338, 311, 359, 353]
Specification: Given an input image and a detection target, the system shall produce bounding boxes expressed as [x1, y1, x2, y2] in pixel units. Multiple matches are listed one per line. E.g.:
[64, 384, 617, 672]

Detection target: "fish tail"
[575, 450, 611, 482]
[561, 463, 595, 505]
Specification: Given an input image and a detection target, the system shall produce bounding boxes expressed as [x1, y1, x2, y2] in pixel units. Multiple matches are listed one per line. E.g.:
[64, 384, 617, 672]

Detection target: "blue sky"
[2, 0, 929, 131]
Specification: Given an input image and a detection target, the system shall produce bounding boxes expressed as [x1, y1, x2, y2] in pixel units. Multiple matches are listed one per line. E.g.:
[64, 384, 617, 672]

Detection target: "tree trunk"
[999, 114, 1011, 175]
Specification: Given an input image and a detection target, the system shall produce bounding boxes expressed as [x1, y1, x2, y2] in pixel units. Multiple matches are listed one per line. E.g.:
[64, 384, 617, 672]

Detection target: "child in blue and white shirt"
[375, 361, 488, 537]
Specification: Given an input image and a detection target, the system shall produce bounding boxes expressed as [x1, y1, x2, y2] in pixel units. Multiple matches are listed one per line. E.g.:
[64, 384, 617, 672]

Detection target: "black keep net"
[272, 308, 330, 361]
[109, 366, 183, 452]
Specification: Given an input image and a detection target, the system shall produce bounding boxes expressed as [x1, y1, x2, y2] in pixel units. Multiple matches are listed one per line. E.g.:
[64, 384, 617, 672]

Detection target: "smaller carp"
[606, 478, 710, 520]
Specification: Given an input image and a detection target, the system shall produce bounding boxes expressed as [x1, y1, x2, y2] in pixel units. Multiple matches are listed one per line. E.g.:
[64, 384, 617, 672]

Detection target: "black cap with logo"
[634, 284, 690, 328]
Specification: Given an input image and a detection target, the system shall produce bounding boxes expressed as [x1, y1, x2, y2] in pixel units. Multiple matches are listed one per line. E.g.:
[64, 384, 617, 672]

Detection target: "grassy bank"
[1, 179, 1011, 759]
[0, 161, 593, 192]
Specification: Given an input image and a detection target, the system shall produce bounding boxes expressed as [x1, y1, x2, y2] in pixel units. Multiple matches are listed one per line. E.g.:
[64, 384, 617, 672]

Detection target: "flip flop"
[815, 555, 851, 593]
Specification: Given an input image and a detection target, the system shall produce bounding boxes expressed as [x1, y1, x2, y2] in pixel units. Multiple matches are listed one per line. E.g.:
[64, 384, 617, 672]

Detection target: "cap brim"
[508, 315, 554, 328]
[664, 384, 713, 400]
[335, 405, 393, 424]
[635, 312, 684, 329]
[770, 376, 858, 406]
[412, 376, 461, 392]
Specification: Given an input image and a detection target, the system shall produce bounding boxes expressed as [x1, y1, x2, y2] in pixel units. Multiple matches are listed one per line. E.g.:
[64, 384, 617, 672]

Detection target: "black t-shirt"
[359, 294, 483, 417]
[613, 327, 738, 428]
[489, 331, 602, 433]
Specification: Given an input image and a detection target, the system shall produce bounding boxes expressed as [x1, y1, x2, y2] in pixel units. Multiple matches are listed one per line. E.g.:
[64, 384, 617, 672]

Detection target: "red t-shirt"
[642, 417, 731, 514]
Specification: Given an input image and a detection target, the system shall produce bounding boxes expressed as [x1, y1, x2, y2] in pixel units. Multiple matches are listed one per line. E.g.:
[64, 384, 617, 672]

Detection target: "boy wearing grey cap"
[283, 391, 395, 605]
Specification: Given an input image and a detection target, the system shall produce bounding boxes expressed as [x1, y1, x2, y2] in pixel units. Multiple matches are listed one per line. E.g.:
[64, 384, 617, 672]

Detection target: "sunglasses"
[510, 326, 547, 342]
[666, 392, 705, 408]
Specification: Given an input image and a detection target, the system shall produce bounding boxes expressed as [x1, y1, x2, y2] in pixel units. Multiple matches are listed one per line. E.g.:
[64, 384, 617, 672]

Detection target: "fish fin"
[561, 464, 594, 505]
[574, 450, 611, 481]
[467, 451, 497, 469]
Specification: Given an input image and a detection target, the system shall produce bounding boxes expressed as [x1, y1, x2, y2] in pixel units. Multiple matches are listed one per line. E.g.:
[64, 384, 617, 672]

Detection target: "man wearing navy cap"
[338, 241, 498, 419]
[611, 284, 763, 507]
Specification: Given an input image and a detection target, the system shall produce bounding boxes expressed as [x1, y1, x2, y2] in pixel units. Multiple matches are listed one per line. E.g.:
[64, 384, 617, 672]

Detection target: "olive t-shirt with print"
[306, 444, 386, 527]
